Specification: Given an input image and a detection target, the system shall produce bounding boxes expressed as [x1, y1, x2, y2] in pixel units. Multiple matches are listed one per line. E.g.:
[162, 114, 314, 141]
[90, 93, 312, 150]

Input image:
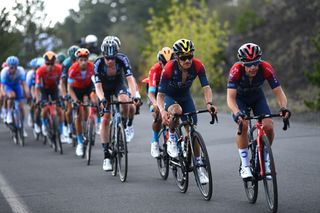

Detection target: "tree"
[305, 31, 320, 111]
[142, 0, 228, 91]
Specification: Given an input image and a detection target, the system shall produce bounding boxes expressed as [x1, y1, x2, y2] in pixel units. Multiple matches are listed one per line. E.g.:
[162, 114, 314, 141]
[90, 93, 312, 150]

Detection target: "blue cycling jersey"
[26, 69, 35, 88]
[1, 66, 26, 86]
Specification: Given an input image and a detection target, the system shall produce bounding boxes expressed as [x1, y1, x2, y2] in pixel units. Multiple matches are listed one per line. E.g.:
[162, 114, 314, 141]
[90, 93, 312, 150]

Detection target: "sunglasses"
[45, 62, 54, 66]
[243, 60, 260, 67]
[179, 54, 193, 61]
[104, 56, 115, 60]
[9, 66, 17, 69]
[78, 58, 88, 62]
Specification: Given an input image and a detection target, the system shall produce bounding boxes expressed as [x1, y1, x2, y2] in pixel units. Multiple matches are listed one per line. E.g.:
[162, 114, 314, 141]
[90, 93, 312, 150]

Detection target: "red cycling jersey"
[68, 61, 94, 89]
[35, 64, 62, 89]
[148, 62, 162, 89]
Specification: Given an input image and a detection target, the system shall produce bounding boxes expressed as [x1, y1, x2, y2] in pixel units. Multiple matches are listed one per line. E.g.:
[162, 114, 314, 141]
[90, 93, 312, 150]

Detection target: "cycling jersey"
[26, 70, 36, 89]
[148, 62, 162, 94]
[94, 54, 133, 94]
[35, 64, 62, 89]
[158, 58, 209, 101]
[227, 61, 280, 96]
[68, 61, 94, 89]
[1, 66, 26, 86]
[61, 57, 75, 85]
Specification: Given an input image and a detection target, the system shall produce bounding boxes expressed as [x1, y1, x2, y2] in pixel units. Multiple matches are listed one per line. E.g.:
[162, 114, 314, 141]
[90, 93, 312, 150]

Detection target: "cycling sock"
[239, 148, 250, 167]
[102, 143, 110, 158]
[67, 124, 72, 134]
[151, 131, 159, 143]
[96, 116, 101, 125]
[77, 135, 84, 144]
[122, 117, 127, 128]
[169, 131, 176, 142]
[127, 118, 133, 127]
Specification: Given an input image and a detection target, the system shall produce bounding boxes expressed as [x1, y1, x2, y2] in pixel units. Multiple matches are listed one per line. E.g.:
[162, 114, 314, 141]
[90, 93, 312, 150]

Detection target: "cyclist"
[56, 53, 66, 65]
[82, 34, 100, 55]
[226, 43, 291, 179]
[26, 57, 44, 129]
[147, 47, 174, 158]
[157, 38, 217, 184]
[60, 45, 79, 143]
[68, 48, 97, 156]
[1, 56, 29, 137]
[94, 39, 138, 171]
[35, 51, 63, 138]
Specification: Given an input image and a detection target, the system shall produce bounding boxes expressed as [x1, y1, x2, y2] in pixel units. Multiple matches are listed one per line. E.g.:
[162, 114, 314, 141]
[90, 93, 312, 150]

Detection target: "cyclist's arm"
[67, 83, 78, 103]
[156, 92, 166, 114]
[59, 80, 67, 97]
[227, 88, 240, 115]
[22, 81, 30, 98]
[148, 91, 157, 106]
[203, 85, 213, 105]
[126, 75, 136, 98]
[0, 84, 5, 96]
[95, 82, 105, 101]
[272, 86, 287, 109]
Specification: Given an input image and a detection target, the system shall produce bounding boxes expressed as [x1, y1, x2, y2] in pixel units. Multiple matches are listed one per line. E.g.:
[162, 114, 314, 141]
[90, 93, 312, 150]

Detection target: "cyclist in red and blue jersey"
[157, 39, 217, 184]
[227, 43, 291, 179]
[147, 47, 174, 158]
[94, 39, 139, 171]
[35, 51, 63, 138]
[1, 56, 29, 135]
[68, 48, 97, 156]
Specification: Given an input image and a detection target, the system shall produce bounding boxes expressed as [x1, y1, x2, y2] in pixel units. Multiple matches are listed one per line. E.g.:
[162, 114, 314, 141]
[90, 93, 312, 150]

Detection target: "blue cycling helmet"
[36, 57, 45, 67]
[6, 56, 19, 67]
[29, 58, 38, 68]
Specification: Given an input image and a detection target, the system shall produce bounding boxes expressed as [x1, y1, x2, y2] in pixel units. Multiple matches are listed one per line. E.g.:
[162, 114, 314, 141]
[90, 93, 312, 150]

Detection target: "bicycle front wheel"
[117, 124, 128, 182]
[191, 131, 213, 201]
[157, 128, 169, 180]
[86, 118, 95, 165]
[243, 142, 258, 203]
[262, 136, 278, 212]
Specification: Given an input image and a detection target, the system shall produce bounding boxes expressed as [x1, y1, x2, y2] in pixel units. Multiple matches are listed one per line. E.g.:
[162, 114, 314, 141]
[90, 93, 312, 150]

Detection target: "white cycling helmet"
[102, 35, 121, 51]
[85, 34, 98, 44]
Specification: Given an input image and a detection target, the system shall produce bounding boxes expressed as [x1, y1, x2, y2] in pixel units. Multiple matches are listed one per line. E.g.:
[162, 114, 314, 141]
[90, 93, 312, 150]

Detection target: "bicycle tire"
[117, 124, 128, 182]
[54, 117, 63, 155]
[157, 128, 169, 180]
[261, 136, 278, 212]
[109, 121, 117, 176]
[18, 127, 24, 147]
[86, 118, 95, 165]
[243, 142, 258, 204]
[49, 119, 57, 152]
[172, 156, 189, 193]
[191, 131, 213, 200]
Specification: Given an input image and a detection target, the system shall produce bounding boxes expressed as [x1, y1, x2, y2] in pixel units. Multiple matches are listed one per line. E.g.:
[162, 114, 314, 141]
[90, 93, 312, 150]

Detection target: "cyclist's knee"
[168, 104, 182, 115]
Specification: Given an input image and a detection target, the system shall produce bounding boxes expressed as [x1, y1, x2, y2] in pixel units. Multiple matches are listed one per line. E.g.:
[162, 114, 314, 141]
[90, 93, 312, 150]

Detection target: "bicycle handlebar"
[173, 107, 218, 125]
[99, 101, 134, 117]
[237, 113, 290, 135]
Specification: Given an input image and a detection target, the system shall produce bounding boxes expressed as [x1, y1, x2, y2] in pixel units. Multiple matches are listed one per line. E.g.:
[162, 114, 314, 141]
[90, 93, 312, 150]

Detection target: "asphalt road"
[0, 107, 319, 213]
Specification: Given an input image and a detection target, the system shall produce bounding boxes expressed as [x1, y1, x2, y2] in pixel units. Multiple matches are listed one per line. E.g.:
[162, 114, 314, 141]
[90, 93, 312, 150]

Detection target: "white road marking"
[0, 172, 31, 213]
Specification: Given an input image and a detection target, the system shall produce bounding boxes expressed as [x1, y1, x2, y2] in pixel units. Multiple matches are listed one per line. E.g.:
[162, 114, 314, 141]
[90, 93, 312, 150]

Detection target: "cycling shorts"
[4, 84, 24, 102]
[164, 94, 197, 124]
[41, 88, 59, 102]
[236, 92, 271, 116]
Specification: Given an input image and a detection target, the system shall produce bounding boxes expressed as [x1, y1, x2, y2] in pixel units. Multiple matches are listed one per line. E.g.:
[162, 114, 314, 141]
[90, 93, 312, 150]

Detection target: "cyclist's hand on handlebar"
[98, 98, 108, 109]
[160, 110, 170, 126]
[206, 103, 217, 114]
[233, 111, 246, 124]
[279, 107, 291, 119]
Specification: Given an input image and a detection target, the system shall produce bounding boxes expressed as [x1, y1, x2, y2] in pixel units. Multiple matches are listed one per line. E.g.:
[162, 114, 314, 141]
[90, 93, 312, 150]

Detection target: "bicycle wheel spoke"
[157, 128, 169, 180]
[117, 125, 128, 182]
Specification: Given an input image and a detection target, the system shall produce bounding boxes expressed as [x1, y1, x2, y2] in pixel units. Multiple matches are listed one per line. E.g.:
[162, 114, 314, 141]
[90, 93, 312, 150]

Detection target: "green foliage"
[305, 31, 320, 111]
[235, 9, 265, 34]
[142, 0, 228, 90]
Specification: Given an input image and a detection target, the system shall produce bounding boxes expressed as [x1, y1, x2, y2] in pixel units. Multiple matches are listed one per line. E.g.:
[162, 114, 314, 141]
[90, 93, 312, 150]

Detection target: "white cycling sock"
[168, 131, 175, 141]
[239, 148, 250, 167]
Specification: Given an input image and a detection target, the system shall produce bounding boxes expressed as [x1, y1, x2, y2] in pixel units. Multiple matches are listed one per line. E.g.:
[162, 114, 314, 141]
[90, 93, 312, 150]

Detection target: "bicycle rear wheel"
[86, 118, 95, 165]
[53, 117, 63, 154]
[157, 128, 169, 180]
[243, 142, 258, 203]
[117, 124, 128, 182]
[191, 131, 213, 200]
[262, 136, 278, 212]
[18, 127, 24, 147]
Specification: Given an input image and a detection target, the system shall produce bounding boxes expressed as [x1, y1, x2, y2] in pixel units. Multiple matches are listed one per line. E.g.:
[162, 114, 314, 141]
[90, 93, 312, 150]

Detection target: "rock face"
[225, 0, 320, 94]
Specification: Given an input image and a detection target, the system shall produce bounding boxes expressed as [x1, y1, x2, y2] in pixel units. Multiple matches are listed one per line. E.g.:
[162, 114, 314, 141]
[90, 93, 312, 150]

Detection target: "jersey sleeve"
[193, 59, 209, 87]
[35, 67, 42, 88]
[148, 63, 159, 93]
[18, 67, 26, 82]
[94, 57, 103, 84]
[0, 68, 7, 84]
[158, 62, 173, 94]
[261, 62, 280, 89]
[117, 54, 133, 77]
[227, 63, 241, 89]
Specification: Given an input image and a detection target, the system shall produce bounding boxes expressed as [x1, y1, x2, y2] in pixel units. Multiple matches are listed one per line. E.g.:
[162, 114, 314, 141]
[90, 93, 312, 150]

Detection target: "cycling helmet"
[29, 58, 38, 68]
[157, 47, 174, 65]
[173, 38, 195, 55]
[43, 51, 56, 63]
[6, 56, 19, 67]
[75, 48, 90, 58]
[36, 57, 45, 67]
[237, 43, 262, 62]
[101, 40, 118, 58]
[56, 53, 66, 64]
[85, 34, 98, 45]
[68, 45, 80, 60]
[102, 36, 121, 51]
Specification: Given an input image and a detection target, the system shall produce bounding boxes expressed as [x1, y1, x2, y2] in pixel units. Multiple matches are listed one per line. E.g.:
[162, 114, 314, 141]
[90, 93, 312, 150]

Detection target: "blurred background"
[1, 0, 320, 114]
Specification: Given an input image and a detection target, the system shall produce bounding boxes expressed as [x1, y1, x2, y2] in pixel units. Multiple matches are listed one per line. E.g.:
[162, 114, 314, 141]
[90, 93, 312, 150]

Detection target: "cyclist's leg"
[234, 96, 251, 178]
[100, 101, 112, 171]
[40, 89, 50, 135]
[4, 85, 16, 123]
[74, 88, 85, 147]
